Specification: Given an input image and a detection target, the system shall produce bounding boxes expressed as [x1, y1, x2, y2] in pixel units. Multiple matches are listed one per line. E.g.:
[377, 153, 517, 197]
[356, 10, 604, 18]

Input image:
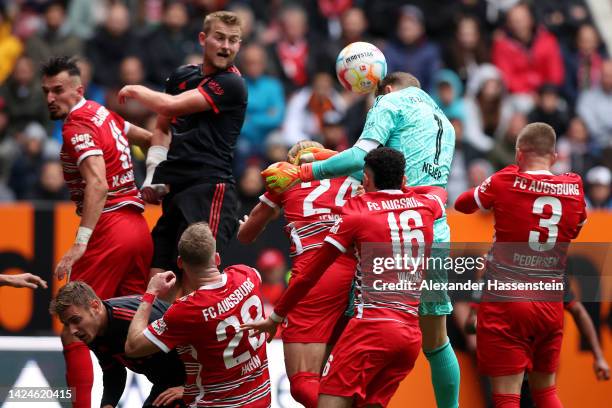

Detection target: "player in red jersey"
[41, 56, 154, 408]
[244, 147, 447, 407]
[454, 123, 587, 408]
[238, 141, 358, 407]
[125, 222, 270, 407]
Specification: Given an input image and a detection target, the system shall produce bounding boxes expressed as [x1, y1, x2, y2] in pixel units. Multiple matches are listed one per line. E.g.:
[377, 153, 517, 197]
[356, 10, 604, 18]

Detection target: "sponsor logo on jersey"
[71, 133, 95, 151]
[151, 318, 167, 335]
[91, 106, 110, 127]
[207, 80, 224, 95]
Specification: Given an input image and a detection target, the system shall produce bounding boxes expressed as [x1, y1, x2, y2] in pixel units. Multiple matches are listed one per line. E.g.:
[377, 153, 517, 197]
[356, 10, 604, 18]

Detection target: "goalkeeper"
[263, 72, 459, 408]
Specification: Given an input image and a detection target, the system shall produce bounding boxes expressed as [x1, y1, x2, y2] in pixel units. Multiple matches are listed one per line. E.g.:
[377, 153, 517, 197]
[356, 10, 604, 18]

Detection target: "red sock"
[64, 342, 93, 408]
[492, 393, 521, 408]
[532, 385, 563, 408]
[289, 372, 320, 408]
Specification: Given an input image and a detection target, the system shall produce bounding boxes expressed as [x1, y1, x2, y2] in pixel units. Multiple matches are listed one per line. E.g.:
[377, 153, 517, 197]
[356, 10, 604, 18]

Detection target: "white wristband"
[75, 226, 93, 245]
[270, 311, 284, 323]
[143, 145, 168, 187]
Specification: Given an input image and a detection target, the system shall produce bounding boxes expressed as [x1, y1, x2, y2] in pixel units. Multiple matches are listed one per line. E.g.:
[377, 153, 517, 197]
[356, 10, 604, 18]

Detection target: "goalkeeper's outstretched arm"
[308, 139, 379, 180]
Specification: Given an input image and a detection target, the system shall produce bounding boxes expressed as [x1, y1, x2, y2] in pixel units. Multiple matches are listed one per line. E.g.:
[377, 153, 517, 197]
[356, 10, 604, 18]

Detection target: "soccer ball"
[335, 42, 387, 95]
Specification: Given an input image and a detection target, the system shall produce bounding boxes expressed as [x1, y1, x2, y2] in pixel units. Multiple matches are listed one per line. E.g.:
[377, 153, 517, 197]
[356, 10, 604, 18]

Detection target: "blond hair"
[178, 222, 216, 267]
[516, 122, 556, 156]
[203, 11, 242, 34]
[287, 140, 324, 165]
[50, 281, 99, 316]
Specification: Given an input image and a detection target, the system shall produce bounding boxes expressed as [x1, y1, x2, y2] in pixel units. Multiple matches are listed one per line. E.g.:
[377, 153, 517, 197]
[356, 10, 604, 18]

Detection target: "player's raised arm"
[237, 202, 280, 244]
[118, 85, 212, 117]
[141, 115, 171, 204]
[125, 271, 176, 357]
[0, 273, 47, 289]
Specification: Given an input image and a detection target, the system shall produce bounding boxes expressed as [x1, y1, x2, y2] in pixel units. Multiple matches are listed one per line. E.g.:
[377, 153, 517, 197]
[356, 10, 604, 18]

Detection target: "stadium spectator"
[264, 129, 289, 164]
[383, 5, 441, 91]
[25, 1, 82, 66]
[0, 55, 50, 136]
[554, 116, 596, 175]
[324, 7, 371, 61]
[27, 159, 69, 201]
[238, 160, 266, 212]
[467, 158, 494, 189]
[86, 2, 140, 87]
[106, 56, 153, 128]
[492, 2, 564, 98]
[282, 71, 346, 146]
[0, 6, 23, 84]
[562, 23, 608, 106]
[237, 43, 285, 166]
[268, 5, 317, 93]
[489, 111, 528, 170]
[447, 118, 469, 204]
[342, 93, 375, 145]
[577, 59, 612, 149]
[585, 166, 612, 209]
[229, 3, 259, 45]
[142, 0, 196, 89]
[320, 110, 349, 152]
[256, 248, 287, 310]
[533, 0, 591, 48]
[443, 14, 489, 85]
[8, 122, 58, 199]
[463, 64, 514, 155]
[527, 83, 569, 137]
[431, 69, 465, 123]
[66, 0, 105, 40]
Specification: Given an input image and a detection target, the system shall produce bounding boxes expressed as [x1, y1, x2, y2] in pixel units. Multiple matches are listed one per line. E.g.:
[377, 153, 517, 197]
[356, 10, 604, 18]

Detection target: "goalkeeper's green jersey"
[359, 86, 455, 241]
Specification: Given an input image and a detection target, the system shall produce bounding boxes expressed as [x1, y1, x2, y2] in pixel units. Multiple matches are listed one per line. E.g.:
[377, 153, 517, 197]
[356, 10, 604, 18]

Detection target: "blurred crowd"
[0, 0, 612, 216]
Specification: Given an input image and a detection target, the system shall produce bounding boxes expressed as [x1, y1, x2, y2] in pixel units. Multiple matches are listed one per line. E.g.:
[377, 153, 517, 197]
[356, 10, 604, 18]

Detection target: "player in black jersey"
[117, 11, 246, 291]
[51, 281, 185, 408]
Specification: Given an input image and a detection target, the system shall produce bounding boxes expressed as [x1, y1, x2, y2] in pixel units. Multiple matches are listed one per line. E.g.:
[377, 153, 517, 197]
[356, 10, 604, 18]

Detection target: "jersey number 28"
[216, 295, 265, 369]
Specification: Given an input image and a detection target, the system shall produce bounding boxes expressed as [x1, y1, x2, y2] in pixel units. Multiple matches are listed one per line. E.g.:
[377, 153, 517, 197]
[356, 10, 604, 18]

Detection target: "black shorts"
[151, 182, 238, 271]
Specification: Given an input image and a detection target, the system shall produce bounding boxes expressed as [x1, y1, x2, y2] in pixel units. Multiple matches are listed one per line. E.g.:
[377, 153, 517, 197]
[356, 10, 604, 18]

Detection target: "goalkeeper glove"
[261, 161, 314, 193]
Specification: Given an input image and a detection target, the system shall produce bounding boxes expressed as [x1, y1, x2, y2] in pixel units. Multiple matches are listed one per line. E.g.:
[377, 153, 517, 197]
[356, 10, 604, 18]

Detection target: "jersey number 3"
[529, 196, 562, 252]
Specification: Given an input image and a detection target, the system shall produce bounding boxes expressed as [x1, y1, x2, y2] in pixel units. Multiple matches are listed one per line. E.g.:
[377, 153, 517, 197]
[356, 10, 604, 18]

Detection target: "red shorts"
[281, 251, 356, 343]
[319, 317, 421, 407]
[477, 301, 564, 376]
[71, 207, 152, 299]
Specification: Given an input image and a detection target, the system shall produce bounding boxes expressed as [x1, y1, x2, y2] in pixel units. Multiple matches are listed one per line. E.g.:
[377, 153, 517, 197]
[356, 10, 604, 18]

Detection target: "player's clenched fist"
[261, 161, 314, 194]
[146, 271, 177, 298]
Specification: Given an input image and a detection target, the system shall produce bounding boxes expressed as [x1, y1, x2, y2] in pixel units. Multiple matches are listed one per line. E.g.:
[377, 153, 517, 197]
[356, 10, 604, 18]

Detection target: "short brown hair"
[50, 281, 99, 316]
[178, 222, 216, 267]
[203, 11, 242, 34]
[516, 122, 556, 155]
[376, 71, 420, 96]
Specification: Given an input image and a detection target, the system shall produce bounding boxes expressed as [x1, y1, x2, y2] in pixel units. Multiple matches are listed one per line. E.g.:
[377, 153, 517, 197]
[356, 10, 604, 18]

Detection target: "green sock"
[424, 338, 460, 408]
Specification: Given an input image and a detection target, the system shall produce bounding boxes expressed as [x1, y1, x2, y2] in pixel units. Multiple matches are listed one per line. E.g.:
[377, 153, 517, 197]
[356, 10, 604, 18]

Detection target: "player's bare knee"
[317, 394, 353, 408]
[419, 315, 448, 351]
[491, 373, 525, 394]
[528, 372, 556, 390]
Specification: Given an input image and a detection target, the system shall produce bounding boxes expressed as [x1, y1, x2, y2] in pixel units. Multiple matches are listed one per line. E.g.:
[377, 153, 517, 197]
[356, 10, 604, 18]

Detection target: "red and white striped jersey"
[60, 98, 143, 215]
[324, 189, 445, 323]
[260, 176, 360, 256]
[144, 265, 270, 407]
